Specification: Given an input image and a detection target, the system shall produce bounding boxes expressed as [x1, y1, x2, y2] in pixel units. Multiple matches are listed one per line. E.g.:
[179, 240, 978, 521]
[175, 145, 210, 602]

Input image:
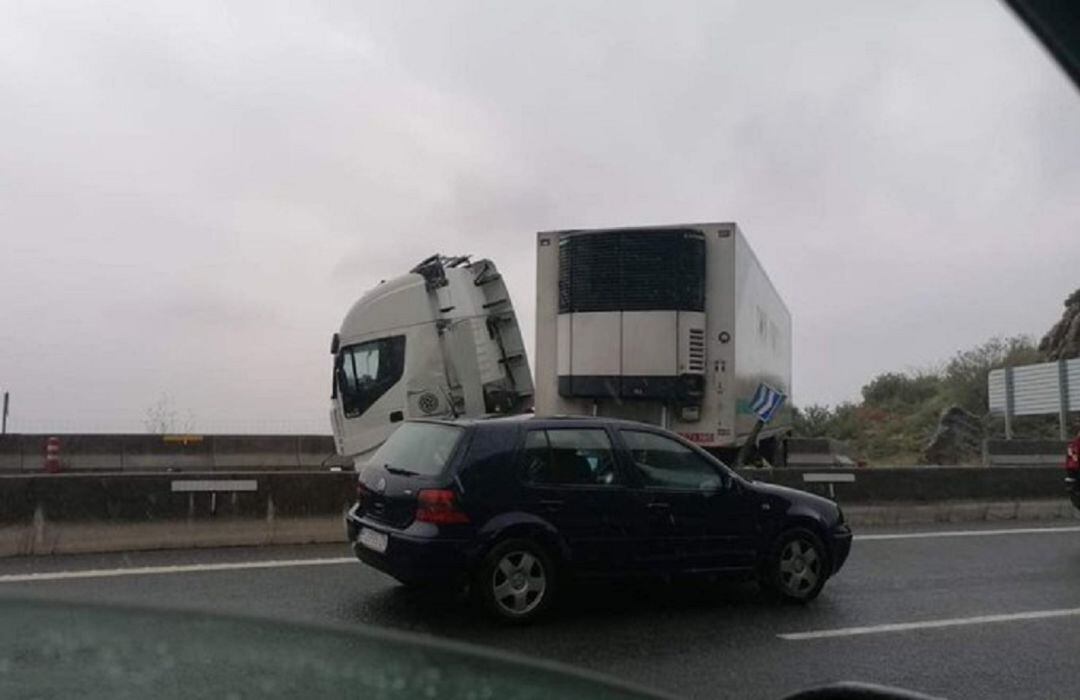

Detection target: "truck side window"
[337, 335, 406, 418]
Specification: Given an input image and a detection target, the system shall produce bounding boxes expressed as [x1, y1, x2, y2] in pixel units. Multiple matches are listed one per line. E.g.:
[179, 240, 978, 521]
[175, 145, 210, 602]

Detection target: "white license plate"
[358, 527, 388, 554]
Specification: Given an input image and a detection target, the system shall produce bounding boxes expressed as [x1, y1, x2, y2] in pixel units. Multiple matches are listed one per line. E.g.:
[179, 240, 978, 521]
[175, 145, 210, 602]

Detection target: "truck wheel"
[475, 538, 556, 624]
[762, 528, 828, 603]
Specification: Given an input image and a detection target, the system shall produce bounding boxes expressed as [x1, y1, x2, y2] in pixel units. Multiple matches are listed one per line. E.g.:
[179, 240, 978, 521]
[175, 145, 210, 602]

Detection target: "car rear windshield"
[368, 422, 464, 477]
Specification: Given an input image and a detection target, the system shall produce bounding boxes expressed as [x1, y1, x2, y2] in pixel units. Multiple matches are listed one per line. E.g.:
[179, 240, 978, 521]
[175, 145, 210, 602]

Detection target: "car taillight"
[415, 489, 470, 525]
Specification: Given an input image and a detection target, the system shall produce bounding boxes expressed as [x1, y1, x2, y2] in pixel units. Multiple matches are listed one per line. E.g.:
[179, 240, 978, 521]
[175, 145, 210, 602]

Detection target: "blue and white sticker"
[749, 383, 786, 424]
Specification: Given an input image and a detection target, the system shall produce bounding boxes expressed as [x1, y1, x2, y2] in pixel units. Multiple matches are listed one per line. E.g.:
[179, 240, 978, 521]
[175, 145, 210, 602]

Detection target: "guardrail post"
[1004, 366, 1014, 440]
[1059, 360, 1070, 441]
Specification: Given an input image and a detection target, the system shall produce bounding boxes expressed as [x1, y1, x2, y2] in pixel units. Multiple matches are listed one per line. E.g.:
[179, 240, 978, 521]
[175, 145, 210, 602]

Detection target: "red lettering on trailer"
[678, 432, 715, 444]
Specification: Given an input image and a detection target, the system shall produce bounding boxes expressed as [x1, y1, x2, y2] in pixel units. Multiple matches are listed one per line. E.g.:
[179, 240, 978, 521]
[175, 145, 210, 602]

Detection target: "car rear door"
[517, 426, 640, 577]
[616, 428, 758, 574]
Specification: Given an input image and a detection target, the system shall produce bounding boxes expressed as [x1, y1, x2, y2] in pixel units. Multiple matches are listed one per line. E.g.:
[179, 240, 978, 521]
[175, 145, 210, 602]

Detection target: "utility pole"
[1, 391, 8, 436]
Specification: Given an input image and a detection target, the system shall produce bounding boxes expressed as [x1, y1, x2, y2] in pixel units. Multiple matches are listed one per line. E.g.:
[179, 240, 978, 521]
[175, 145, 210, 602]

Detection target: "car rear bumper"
[345, 505, 469, 585]
[828, 524, 853, 575]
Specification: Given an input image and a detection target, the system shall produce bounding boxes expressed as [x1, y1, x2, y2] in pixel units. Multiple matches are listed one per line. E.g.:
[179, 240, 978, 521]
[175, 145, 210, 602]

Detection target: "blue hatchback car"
[346, 416, 852, 623]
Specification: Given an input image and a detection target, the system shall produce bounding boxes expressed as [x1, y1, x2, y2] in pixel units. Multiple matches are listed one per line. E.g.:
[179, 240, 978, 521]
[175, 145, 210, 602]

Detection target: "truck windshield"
[337, 336, 406, 418]
[368, 422, 464, 476]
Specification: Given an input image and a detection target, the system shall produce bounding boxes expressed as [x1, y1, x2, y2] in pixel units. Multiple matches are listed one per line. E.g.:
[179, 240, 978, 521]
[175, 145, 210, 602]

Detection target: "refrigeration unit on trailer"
[330, 255, 533, 465]
[534, 222, 792, 462]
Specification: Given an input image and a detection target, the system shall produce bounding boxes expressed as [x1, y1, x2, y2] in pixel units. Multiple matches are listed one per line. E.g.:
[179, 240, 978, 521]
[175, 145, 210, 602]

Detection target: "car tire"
[762, 527, 829, 604]
[475, 538, 556, 624]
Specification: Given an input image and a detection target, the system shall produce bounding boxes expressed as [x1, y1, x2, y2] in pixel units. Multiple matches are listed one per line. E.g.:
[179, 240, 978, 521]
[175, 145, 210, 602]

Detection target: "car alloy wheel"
[778, 536, 821, 597]
[491, 549, 547, 617]
[766, 528, 828, 603]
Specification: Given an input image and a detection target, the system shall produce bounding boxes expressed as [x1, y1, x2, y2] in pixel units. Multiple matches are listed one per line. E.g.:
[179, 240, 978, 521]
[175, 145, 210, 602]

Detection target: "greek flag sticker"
[749, 383, 786, 424]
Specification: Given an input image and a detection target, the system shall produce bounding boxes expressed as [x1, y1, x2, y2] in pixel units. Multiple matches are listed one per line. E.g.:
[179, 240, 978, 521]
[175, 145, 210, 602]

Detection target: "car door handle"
[646, 502, 670, 510]
[539, 499, 564, 512]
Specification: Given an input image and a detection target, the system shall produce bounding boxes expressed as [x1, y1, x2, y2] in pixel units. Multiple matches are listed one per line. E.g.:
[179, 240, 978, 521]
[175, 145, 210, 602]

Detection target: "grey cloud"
[1, 0, 1078, 432]
[127, 293, 281, 329]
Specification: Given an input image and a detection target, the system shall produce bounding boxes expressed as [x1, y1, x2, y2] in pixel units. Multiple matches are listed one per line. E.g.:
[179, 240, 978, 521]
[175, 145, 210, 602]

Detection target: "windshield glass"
[337, 336, 406, 419]
[368, 422, 463, 476]
[4, 2, 1080, 699]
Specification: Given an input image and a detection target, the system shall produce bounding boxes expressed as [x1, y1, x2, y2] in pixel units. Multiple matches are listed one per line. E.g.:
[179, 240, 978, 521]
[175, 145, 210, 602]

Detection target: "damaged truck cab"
[330, 256, 533, 464]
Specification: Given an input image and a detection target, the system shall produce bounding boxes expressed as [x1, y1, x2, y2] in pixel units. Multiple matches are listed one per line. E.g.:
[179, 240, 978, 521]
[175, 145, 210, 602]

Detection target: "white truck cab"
[330, 255, 533, 464]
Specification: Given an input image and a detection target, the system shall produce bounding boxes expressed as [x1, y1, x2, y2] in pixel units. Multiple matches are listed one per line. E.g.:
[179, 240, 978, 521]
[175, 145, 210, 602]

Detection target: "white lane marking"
[856, 525, 1080, 541]
[780, 607, 1080, 641]
[0, 557, 354, 584]
[1, 526, 1073, 583]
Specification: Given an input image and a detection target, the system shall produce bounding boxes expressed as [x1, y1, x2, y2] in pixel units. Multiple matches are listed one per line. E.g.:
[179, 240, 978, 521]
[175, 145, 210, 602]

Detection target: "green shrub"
[792, 335, 1041, 464]
[941, 336, 1040, 414]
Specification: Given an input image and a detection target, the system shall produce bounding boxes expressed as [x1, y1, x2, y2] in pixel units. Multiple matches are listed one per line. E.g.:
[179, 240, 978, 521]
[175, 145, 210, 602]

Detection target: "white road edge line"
[0, 557, 355, 584]
[780, 607, 1080, 641]
[2, 525, 1076, 584]
[856, 525, 1080, 541]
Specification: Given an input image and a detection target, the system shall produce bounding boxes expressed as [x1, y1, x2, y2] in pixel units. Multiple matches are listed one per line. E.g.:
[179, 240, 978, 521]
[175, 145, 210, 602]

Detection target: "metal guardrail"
[988, 358, 1080, 439]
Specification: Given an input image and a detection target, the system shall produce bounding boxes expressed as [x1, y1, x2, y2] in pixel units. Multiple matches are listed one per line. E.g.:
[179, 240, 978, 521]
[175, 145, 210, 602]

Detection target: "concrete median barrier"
[0, 471, 356, 557]
[740, 465, 1077, 526]
[984, 439, 1068, 467]
[0, 465, 1075, 557]
[3, 434, 1071, 473]
[741, 465, 1068, 502]
[0, 434, 346, 473]
[122, 435, 214, 471]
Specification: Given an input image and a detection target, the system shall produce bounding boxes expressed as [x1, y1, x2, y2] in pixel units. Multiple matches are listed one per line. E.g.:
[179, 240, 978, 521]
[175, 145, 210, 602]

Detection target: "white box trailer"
[534, 222, 792, 461]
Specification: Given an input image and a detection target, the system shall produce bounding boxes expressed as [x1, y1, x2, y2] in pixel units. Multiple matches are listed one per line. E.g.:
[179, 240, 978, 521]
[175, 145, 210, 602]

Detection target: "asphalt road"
[2, 521, 1080, 699]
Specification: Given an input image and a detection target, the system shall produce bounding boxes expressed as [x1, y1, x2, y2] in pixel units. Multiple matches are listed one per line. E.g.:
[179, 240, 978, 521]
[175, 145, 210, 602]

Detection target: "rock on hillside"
[921, 405, 983, 465]
[1039, 288, 1080, 360]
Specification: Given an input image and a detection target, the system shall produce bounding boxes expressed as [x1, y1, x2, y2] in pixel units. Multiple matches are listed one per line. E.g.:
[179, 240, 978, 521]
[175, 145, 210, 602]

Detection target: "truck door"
[335, 335, 408, 458]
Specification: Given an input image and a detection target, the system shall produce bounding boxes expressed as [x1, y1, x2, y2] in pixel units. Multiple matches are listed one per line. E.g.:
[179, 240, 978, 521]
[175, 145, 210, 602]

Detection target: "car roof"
[409, 414, 664, 432]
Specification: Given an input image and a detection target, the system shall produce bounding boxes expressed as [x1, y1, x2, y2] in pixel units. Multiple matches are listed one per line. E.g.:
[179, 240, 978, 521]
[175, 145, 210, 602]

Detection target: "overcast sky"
[2, 0, 1078, 433]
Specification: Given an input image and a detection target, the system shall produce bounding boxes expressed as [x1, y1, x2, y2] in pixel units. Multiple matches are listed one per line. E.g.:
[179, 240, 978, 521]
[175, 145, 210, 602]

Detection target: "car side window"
[521, 429, 620, 486]
[620, 430, 721, 490]
[521, 430, 552, 483]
